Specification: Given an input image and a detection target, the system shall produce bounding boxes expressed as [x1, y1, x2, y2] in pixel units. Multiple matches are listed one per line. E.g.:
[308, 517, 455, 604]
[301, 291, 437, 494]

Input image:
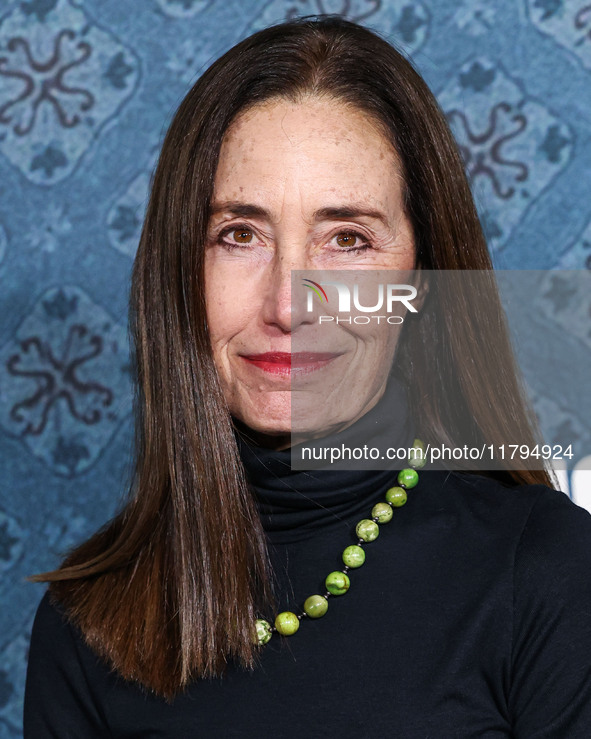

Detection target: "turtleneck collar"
[233, 374, 415, 544]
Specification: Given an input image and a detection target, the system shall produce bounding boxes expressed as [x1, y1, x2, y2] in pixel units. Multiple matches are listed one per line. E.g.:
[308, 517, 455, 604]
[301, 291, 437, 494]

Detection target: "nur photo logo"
[302, 278, 418, 324]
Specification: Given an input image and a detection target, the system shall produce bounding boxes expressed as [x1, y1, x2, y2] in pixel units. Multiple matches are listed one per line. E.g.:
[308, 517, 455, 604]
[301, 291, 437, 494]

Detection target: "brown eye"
[232, 229, 253, 243]
[336, 232, 358, 248]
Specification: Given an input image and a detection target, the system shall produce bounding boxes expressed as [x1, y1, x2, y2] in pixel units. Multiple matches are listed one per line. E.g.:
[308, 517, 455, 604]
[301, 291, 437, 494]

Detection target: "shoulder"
[419, 473, 591, 734]
[28, 589, 87, 676]
[412, 470, 591, 564]
[25, 590, 115, 736]
[413, 470, 575, 534]
[498, 479, 591, 597]
[502, 486, 591, 735]
[437, 470, 589, 530]
[510, 482, 591, 596]
[30, 589, 75, 650]
[517, 481, 591, 546]
[28, 588, 113, 679]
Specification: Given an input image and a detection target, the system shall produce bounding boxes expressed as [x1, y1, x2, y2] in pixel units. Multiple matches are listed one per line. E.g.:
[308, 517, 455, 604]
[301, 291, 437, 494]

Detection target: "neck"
[232, 373, 415, 543]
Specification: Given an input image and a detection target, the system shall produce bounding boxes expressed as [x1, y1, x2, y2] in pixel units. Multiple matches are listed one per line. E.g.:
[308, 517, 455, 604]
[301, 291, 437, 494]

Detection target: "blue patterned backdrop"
[1, 0, 590, 734]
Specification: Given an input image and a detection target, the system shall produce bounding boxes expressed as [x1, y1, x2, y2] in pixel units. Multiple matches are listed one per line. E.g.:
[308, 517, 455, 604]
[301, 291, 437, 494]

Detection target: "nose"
[260, 248, 314, 333]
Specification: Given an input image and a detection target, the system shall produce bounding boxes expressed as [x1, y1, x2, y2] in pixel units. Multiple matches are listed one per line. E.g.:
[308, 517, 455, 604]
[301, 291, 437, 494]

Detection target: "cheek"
[204, 263, 237, 352]
[206, 298, 231, 346]
[206, 293, 245, 354]
[350, 322, 403, 369]
[204, 259, 258, 353]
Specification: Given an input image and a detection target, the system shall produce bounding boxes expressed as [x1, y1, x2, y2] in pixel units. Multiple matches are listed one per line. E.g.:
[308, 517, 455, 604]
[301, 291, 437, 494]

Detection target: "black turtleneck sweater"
[24, 381, 591, 737]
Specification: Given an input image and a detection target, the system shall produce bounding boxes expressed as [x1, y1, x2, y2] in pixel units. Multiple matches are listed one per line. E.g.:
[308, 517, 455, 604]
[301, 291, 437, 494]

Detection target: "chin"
[233, 391, 346, 438]
[236, 397, 292, 436]
[242, 418, 291, 437]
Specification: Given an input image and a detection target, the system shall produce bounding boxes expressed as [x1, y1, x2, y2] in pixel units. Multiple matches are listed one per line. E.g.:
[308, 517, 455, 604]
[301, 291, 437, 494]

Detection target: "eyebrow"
[209, 201, 390, 226]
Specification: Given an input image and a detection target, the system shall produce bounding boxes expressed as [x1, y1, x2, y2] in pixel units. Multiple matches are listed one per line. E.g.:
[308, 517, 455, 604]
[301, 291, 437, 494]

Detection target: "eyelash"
[214, 225, 374, 253]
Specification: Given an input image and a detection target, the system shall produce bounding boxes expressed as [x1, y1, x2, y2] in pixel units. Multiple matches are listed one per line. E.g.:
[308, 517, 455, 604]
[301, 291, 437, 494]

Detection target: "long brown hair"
[27, 16, 554, 701]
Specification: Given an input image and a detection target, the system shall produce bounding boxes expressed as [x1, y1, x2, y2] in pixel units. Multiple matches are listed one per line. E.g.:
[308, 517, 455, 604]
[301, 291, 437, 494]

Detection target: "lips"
[240, 351, 342, 375]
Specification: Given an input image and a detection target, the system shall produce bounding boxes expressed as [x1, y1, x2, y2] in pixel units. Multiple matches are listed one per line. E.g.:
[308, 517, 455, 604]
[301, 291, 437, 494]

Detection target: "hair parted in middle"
[28, 16, 552, 702]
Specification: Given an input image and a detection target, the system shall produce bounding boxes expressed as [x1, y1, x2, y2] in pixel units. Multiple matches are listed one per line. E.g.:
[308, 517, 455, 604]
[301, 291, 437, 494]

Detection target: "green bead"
[397, 468, 419, 489]
[385, 486, 407, 507]
[275, 611, 300, 636]
[304, 595, 328, 619]
[409, 438, 426, 469]
[255, 618, 272, 645]
[356, 519, 379, 542]
[325, 571, 350, 596]
[342, 545, 365, 568]
[372, 502, 393, 523]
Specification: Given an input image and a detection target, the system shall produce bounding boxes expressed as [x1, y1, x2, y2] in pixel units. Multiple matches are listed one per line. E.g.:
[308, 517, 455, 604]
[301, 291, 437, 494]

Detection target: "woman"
[24, 16, 591, 737]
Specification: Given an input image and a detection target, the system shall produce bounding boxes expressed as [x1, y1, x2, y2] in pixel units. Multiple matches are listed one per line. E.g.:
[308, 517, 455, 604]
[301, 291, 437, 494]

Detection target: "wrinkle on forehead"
[212, 96, 407, 232]
[224, 93, 399, 159]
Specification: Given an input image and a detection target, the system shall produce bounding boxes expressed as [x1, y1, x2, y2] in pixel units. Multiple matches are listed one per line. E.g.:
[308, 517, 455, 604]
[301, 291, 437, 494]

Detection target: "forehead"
[212, 96, 405, 218]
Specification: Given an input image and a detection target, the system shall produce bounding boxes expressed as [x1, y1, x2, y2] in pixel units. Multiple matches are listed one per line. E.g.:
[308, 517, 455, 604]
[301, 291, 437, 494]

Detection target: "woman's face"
[204, 96, 416, 446]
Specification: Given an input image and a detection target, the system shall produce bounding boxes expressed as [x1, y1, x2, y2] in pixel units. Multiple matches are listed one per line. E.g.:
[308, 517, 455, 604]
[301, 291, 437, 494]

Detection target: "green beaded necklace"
[254, 439, 426, 645]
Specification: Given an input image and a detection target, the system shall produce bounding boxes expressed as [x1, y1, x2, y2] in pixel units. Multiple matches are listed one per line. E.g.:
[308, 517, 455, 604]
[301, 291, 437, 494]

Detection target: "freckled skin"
[204, 96, 417, 448]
